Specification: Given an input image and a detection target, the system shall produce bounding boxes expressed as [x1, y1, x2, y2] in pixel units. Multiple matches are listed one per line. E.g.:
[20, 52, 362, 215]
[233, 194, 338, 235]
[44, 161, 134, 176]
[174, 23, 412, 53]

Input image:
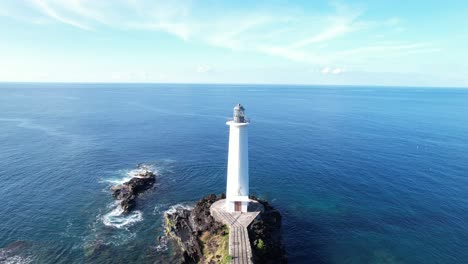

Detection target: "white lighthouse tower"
[225, 104, 250, 212]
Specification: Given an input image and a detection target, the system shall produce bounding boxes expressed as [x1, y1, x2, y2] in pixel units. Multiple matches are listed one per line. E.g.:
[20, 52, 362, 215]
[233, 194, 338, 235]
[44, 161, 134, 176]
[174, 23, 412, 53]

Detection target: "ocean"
[0, 83, 467, 263]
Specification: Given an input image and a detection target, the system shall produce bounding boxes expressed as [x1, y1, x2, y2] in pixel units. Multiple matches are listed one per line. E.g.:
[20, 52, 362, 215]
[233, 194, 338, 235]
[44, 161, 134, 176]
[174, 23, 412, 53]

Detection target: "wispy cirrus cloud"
[207, 15, 274, 50]
[333, 43, 440, 59]
[128, 22, 193, 40]
[291, 24, 352, 48]
[2, 0, 440, 74]
[30, 0, 91, 30]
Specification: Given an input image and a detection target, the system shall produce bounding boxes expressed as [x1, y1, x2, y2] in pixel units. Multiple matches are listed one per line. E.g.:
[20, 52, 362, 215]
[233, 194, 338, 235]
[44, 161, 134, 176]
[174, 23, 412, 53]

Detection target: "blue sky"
[0, 0, 467, 86]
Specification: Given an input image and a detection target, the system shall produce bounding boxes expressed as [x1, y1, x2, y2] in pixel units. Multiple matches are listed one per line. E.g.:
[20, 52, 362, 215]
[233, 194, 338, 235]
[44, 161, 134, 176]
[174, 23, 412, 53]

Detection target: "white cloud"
[25, 0, 195, 37]
[321, 67, 331, 74]
[197, 65, 211, 73]
[334, 43, 434, 58]
[30, 0, 91, 30]
[19, 1, 364, 65]
[321, 67, 343, 75]
[4, 0, 440, 74]
[207, 15, 273, 50]
[257, 46, 306, 62]
[129, 22, 192, 40]
[332, 68, 343, 74]
[291, 24, 351, 48]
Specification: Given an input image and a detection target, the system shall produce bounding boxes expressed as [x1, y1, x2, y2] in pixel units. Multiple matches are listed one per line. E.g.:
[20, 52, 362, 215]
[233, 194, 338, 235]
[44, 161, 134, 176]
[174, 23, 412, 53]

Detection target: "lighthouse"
[225, 104, 250, 212]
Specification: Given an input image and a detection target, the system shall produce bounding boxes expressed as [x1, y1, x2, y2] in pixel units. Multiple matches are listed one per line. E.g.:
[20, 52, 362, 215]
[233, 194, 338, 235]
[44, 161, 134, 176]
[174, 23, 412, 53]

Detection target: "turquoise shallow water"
[0, 83, 468, 263]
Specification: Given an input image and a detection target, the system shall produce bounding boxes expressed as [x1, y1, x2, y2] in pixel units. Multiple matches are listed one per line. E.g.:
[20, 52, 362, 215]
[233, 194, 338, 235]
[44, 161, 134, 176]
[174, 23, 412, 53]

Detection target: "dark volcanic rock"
[110, 165, 156, 214]
[190, 194, 223, 233]
[165, 194, 223, 264]
[248, 196, 287, 264]
[166, 194, 286, 264]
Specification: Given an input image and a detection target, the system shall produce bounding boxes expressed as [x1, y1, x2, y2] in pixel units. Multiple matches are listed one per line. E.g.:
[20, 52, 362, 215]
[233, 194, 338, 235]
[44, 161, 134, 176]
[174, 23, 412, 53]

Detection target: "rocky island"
[164, 194, 286, 264]
[110, 165, 156, 213]
[164, 105, 286, 263]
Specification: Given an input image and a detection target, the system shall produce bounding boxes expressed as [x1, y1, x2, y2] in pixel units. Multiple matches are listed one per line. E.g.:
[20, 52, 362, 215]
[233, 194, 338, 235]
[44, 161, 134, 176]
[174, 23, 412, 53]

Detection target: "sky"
[0, 0, 467, 87]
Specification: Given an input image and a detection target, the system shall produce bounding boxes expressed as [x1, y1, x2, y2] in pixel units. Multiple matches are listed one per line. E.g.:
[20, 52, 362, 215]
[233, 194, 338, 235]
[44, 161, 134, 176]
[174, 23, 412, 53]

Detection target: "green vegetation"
[164, 213, 186, 251]
[199, 225, 230, 264]
[164, 214, 173, 234]
[221, 255, 232, 264]
[255, 239, 266, 251]
[255, 239, 265, 250]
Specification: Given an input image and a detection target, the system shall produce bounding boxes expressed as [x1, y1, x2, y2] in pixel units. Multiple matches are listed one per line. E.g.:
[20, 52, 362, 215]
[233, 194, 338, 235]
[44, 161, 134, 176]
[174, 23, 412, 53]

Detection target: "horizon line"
[0, 81, 467, 90]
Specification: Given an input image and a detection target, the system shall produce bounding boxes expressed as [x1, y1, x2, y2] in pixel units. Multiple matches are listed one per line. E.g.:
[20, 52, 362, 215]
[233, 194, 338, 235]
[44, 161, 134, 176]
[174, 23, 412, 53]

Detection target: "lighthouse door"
[234, 202, 241, 212]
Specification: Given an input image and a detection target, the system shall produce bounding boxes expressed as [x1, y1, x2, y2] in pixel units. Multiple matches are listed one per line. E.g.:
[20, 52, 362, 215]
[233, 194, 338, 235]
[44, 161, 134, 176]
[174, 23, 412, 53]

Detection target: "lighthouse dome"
[234, 103, 245, 111]
[233, 104, 246, 123]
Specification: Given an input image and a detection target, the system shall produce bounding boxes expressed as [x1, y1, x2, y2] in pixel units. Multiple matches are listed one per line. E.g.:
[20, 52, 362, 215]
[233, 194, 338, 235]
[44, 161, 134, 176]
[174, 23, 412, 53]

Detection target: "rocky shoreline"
[247, 196, 287, 264]
[110, 165, 156, 214]
[164, 194, 286, 263]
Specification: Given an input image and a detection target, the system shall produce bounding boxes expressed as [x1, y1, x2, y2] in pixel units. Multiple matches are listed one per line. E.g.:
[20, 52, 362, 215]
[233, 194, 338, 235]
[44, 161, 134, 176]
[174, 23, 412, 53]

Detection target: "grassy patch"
[164, 213, 186, 251]
[164, 214, 173, 234]
[221, 255, 232, 264]
[199, 225, 230, 264]
[255, 239, 265, 251]
[253, 238, 267, 259]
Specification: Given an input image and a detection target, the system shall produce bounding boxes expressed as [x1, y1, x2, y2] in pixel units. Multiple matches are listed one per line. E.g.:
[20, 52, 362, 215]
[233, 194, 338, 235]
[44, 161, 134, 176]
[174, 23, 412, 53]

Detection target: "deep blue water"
[1, 83, 468, 263]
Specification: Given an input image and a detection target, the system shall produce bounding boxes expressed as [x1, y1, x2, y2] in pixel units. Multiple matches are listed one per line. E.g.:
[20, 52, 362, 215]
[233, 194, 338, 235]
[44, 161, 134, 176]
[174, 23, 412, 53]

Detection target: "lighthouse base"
[225, 195, 250, 212]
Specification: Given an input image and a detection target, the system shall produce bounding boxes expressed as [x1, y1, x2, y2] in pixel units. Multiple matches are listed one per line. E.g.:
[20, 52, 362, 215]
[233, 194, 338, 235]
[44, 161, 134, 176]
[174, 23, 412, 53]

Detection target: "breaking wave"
[101, 164, 157, 186]
[155, 235, 168, 252]
[99, 164, 159, 228]
[154, 203, 193, 252]
[0, 250, 32, 264]
[102, 201, 143, 229]
[164, 203, 193, 215]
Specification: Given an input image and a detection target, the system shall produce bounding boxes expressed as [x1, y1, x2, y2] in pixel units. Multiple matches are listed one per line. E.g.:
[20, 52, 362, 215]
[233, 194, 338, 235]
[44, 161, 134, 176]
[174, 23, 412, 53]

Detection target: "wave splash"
[164, 203, 193, 215]
[102, 201, 143, 229]
[101, 164, 157, 186]
[153, 203, 193, 252]
[99, 164, 160, 228]
[0, 244, 33, 264]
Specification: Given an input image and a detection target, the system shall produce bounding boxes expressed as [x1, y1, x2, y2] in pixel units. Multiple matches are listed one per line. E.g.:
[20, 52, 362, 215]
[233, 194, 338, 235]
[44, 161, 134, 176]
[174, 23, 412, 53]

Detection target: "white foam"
[101, 174, 133, 185]
[128, 168, 154, 178]
[102, 202, 143, 229]
[152, 203, 169, 215]
[0, 251, 32, 264]
[99, 164, 160, 229]
[164, 203, 193, 215]
[101, 164, 157, 185]
[155, 235, 168, 252]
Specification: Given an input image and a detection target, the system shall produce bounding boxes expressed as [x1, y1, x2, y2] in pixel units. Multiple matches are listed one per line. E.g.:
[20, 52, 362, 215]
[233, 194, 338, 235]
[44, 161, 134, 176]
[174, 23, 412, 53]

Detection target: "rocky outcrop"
[111, 165, 156, 214]
[248, 197, 287, 264]
[165, 194, 225, 263]
[189, 194, 224, 234]
[165, 194, 287, 264]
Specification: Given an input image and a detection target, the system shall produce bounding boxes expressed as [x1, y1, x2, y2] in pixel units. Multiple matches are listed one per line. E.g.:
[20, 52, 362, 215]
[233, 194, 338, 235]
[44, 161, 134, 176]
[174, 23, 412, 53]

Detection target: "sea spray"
[164, 203, 194, 216]
[102, 201, 143, 229]
[99, 163, 158, 228]
[0, 242, 34, 264]
[101, 164, 158, 186]
[154, 203, 194, 252]
[109, 164, 156, 213]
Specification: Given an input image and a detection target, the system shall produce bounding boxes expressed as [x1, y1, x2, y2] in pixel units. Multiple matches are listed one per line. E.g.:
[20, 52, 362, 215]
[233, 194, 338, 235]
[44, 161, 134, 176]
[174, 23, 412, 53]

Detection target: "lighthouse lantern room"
[225, 104, 250, 212]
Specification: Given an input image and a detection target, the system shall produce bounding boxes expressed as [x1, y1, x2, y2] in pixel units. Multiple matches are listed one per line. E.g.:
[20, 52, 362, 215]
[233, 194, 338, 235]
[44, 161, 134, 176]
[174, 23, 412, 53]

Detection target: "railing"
[227, 118, 251, 123]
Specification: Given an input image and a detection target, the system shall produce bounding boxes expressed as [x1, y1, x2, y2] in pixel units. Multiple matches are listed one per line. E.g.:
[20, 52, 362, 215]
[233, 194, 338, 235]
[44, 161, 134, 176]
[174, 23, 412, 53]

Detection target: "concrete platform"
[210, 199, 264, 264]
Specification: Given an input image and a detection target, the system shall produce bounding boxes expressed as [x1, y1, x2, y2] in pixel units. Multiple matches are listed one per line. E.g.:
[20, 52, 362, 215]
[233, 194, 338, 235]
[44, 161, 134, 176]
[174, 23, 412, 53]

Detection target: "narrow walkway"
[210, 199, 264, 264]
